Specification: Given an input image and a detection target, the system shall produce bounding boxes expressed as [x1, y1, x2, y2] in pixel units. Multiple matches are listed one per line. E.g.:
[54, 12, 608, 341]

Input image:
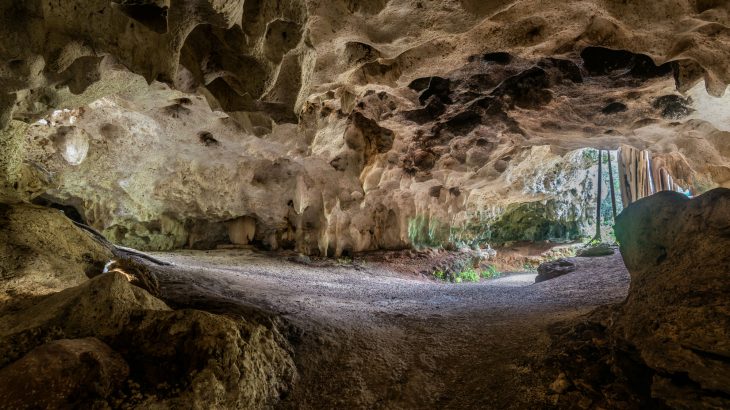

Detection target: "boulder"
[0, 204, 112, 307]
[535, 258, 576, 283]
[613, 189, 730, 407]
[547, 189, 730, 409]
[0, 271, 295, 408]
[0, 338, 128, 409]
[576, 243, 615, 257]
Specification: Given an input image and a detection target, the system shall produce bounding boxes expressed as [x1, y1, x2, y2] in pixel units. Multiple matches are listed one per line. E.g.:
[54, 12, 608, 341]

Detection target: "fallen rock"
[535, 258, 576, 283]
[102, 257, 162, 297]
[576, 243, 615, 257]
[0, 338, 128, 409]
[114, 309, 296, 409]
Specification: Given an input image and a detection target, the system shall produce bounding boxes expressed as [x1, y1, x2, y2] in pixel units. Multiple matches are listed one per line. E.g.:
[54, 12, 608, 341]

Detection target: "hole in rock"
[580, 47, 672, 79]
[197, 131, 219, 146]
[31, 197, 86, 225]
[112, 1, 168, 34]
[483, 52, 512, 64]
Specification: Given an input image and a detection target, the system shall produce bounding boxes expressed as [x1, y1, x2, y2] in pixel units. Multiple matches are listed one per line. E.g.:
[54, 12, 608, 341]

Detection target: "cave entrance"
[591, 147, 692, 242]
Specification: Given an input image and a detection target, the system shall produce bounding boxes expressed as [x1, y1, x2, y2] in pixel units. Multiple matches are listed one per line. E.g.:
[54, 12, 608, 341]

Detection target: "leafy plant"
[337, 256, 353, 265]
[480, 264, 500, 279]
[434, 270, 446, 281]
[457, 268, 480, 283]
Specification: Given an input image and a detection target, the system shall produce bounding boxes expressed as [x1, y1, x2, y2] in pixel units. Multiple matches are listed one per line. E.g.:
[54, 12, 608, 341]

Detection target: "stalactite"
[616, 144, 692, 207]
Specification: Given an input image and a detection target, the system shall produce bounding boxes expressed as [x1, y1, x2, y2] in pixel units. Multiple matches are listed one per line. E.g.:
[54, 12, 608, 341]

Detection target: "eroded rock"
[613, 189, 730, 407]
[0, 203, 112, 306]
[548, 189, 730, 408]
[0, 269, 296, 408]
[0, 337, 129, 409]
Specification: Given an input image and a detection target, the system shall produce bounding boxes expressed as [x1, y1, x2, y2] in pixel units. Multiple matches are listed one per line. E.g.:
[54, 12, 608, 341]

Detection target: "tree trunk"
[608, 150, 617, 219]
[594, 149, 603, 242]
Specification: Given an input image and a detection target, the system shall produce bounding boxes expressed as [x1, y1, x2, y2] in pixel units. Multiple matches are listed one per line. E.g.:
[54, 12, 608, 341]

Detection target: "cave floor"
[150, 250, 630, 409]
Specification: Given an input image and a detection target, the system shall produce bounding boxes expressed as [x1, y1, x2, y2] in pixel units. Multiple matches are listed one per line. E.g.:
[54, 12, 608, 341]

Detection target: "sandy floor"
[151, 250, 630, 409]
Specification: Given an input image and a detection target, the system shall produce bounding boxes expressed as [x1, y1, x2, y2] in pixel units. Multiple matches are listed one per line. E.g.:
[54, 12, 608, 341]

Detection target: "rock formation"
[548, 189, 730, 409]
[0, 0, 729, 255]
[614, 189, 730, 408]
[0, 252, 296, 408]
[535, 258, 576, 283]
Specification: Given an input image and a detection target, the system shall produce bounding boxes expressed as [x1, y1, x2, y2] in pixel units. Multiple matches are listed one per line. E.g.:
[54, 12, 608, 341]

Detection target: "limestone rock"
[0, 203, 112, 307]
[3, 0, 730, 255]
[0, 268, 295, 408]
[547, 189, 730, 408]
[228, 215, 257, 245]
[0, 337, 129, 409]
[576, 244, 615, 257]
[114, 309, 296, 409]
[614, 189, 730, 406]
[102, 257, 162, 297]
[535, 258, 577, 283]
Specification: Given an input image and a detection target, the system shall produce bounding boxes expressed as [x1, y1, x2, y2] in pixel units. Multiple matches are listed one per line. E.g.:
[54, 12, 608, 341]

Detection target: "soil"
[150, 249, 630, 409]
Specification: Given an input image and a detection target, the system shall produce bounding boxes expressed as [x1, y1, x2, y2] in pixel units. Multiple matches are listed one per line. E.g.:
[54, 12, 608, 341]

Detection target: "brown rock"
[614, 189, 730, 407]
[0, 338, 128, 409]
[535, 258, 577, 283]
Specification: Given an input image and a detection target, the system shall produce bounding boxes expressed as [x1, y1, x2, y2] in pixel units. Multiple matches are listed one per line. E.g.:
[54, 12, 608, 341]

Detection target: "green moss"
[103, 218, 188, 251]
[487, 201, 584, 244]
[407, 215, 451, 248]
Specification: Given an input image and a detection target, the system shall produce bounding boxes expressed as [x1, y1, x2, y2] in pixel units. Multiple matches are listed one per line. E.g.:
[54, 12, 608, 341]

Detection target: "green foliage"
[458, 268, 480, 283]
[522, 262, 538, 272]
[480, 264, 500, 279]
[337, 256, 353, 265]
[408, 215, 450, 248]
[432, 266, 501, 283]
[591, 150, 623, 244]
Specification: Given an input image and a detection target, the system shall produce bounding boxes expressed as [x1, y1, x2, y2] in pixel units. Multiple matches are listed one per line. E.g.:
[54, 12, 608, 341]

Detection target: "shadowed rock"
[0, 337, 128, 408]
[535, 258, 577, 283]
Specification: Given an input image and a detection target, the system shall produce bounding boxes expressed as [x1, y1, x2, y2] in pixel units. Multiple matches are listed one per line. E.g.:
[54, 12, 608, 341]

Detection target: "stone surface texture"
[614, 189, 730, 408]
[0, 337, 129, 409]
[0, 0, 729, 254]
[0, 203, 112, 307]
[0, 263, 296, 408]
[535, 257, 577, 283]
[548, 189, 730, 409]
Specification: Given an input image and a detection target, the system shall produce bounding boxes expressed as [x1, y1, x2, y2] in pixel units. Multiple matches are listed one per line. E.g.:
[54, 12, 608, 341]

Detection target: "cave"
[1, 1, 729, 409]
